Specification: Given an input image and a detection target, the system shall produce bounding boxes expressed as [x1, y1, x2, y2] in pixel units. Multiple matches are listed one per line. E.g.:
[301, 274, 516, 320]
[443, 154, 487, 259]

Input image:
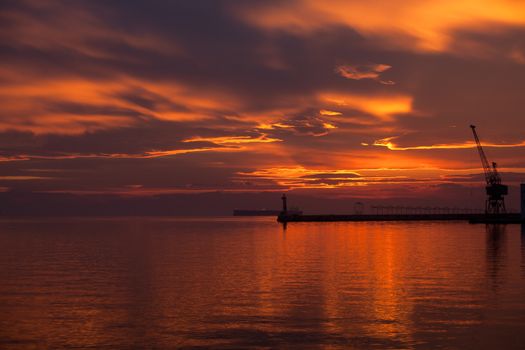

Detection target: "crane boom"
[470, 125, 493, 184]
[469, 124, 507, 214]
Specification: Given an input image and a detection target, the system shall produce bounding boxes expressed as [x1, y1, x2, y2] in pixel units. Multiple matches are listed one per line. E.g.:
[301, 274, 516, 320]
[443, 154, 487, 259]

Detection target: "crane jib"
[469, 125, 507, 215]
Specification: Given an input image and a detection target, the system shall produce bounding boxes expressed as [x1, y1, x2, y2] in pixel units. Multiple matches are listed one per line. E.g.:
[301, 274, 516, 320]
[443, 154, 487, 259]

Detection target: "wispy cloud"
[183, 134, 281, 145]
[319, 93, 413, 121]
[236, 0, 525, 52]
[0, 0, 524, 202]
[236, 165, 510, 191]
[336, 63, 395, 85]
[372, 136, 525, 151]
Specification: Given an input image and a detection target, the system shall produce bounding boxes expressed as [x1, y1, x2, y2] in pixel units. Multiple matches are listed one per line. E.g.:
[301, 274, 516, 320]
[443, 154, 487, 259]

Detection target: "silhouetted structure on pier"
[281, 193, 287, 214]
[277, 193, 523, 224]
[470, 125, 508, 215]
[370, 205, 481, 215]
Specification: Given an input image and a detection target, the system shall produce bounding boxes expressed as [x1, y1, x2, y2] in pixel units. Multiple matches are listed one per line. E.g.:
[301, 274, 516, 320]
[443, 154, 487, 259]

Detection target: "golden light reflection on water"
[0, 218, 524, 348]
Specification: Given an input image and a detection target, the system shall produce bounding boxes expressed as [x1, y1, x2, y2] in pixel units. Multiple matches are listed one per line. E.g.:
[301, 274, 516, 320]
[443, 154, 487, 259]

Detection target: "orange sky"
[1, 0, 525, 212]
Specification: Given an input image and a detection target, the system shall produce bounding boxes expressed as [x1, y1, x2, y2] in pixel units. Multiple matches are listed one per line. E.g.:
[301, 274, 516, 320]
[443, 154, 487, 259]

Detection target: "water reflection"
[485, 224, 506, 289]
[521, 224, 525, 276]
[0, 218, 524, 349]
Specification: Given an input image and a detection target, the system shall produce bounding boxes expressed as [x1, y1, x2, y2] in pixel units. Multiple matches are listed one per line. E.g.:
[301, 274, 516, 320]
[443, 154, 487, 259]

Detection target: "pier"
[277, 127, 525, 225]
[276, 193, 525, 224]
[277, 213, 522, 223]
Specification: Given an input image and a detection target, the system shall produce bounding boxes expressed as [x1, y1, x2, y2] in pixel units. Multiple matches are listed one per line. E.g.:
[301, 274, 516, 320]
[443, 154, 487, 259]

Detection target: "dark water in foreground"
[1, 218, 525, 349]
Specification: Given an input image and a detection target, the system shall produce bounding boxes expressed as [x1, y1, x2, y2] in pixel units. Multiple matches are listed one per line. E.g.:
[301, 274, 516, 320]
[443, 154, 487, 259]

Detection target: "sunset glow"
[4, 3, 525, 350]
[1, 0, 525, 210]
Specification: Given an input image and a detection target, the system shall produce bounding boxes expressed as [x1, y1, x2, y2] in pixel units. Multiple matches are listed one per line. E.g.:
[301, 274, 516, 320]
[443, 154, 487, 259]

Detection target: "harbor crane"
[470, 125, 507, 215]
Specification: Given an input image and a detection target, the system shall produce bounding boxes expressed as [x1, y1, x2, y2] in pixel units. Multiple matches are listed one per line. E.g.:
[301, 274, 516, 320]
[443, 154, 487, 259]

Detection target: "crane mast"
[469, 125, 507, 215]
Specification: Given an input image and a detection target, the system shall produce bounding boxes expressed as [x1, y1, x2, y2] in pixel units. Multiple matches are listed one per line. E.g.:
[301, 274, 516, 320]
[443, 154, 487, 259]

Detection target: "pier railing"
[369, 206, 483, 215]
[277, 212, 521, 223]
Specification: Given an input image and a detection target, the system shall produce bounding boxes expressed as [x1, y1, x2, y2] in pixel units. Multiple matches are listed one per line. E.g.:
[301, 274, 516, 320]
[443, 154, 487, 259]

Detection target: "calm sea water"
[0, 217, 524, 349]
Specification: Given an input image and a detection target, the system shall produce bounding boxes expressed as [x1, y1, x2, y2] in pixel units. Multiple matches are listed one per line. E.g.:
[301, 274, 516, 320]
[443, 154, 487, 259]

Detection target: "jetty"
[276, 190, 525, 224]
[277, 212, 522, 223]
[277, 127, 525, 225]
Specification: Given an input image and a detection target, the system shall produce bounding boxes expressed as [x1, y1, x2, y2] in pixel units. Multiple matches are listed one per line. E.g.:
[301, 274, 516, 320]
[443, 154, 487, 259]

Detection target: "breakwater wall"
[277, 213, 522, 223]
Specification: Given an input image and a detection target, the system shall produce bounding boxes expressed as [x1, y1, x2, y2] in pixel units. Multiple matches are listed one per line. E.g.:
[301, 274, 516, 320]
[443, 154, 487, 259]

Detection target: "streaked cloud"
[372, 136, 525, 151]
[0, 175, 53, 180]
[0, 0, 524, 209]
[336, 63, 395, 85]
[183, 134, 281, 145]
[236, 0, 525, 52]
[236, 164, 516, 192]
[319, 110, 342, 116]
[319, 93, 413, 121]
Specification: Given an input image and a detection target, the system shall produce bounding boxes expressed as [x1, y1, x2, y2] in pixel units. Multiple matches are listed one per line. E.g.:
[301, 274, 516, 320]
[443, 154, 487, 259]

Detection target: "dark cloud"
[44, 101, 150, 119]
[301, 173, 360, 179]
[0, 120, 273, 157]
[115, 88, 190, 112]
[0, 0, 524, 210]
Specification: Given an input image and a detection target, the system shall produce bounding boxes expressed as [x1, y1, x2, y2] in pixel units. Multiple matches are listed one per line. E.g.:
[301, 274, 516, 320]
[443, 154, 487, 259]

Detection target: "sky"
[1, 0, 525, 214]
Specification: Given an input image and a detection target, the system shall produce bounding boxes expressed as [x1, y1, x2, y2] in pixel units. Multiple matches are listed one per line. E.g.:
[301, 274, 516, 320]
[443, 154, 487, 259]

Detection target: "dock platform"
[277, 213, 523, 224]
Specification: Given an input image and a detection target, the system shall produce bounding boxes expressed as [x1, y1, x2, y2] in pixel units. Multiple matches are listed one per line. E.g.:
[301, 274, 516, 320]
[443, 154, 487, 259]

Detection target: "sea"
[1, 217, 524, 349]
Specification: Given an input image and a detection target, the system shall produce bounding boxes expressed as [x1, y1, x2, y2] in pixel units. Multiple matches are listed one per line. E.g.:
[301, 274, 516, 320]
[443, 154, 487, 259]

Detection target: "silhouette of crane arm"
[470, 125, 494, 185]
